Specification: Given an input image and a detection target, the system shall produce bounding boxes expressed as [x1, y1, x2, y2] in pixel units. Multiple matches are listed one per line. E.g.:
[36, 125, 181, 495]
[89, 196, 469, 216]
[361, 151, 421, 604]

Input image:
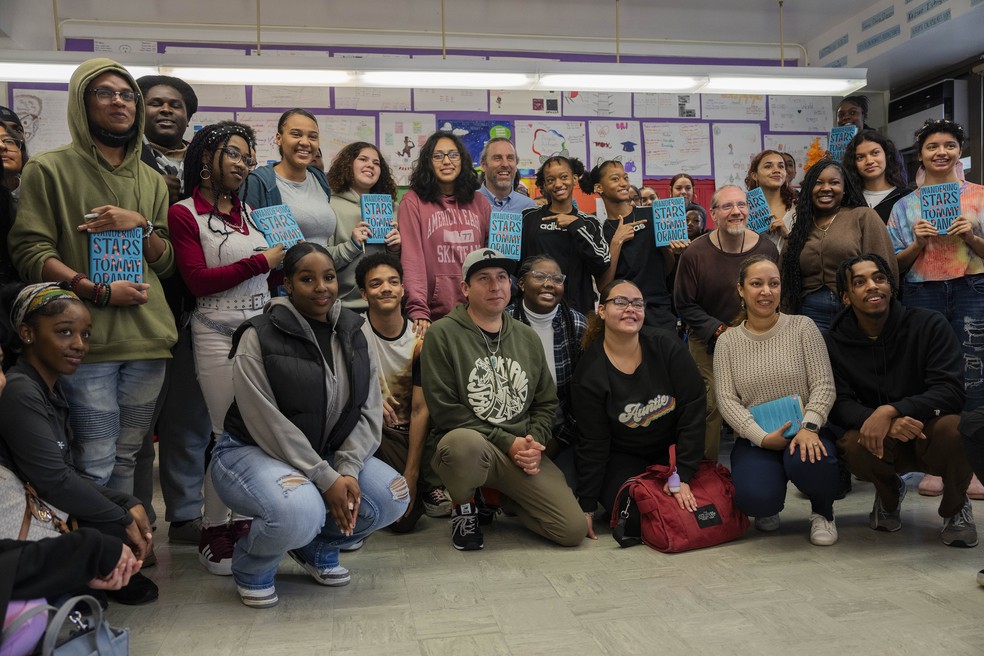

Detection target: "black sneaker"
[105, 572, 159, 606]
[474, 488, 500, 527]
[450, 503, 484, 551]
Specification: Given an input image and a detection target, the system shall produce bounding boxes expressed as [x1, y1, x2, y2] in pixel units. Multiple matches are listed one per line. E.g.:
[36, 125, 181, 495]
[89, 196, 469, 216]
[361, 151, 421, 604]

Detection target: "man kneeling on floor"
[825, 253, 977, 547]
[421, 248, 585, 550]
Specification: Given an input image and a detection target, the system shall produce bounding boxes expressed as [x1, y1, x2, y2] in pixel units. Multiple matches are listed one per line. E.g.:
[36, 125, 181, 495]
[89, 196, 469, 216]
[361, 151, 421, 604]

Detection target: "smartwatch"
[802, 421, 821, 433]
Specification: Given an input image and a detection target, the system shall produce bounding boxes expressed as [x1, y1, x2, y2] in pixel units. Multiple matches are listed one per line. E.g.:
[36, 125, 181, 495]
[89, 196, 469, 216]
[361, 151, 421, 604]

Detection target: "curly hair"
[744, 150, 797, 211]
[842, 130, 907, 192]
[408, 132, 478, 204]
[914, 118, 966, 152]
[780, 158, 865, 313]
[326, 141, 397, 199]
[182, 121, 262, 257]
[535, 156, 585, 203]
[354, 250, 403, 291]
[835, 252, 898, 300]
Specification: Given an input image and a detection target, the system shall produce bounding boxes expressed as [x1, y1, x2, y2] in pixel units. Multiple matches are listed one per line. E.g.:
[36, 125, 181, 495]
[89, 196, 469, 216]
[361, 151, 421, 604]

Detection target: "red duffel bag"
[610, 444, 748, 553]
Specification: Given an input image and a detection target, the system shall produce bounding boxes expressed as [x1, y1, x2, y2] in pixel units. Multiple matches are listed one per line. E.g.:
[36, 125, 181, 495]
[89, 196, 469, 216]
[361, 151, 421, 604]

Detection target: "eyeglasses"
[0, 136, 23, 150]
[431, 151, 461, 162]
[527, 271, 566, 285]
[221, 147, 257, 169]
[713, 201, 748, 212]
[603, 296, 645, 310]
[89, 88, 138, 104]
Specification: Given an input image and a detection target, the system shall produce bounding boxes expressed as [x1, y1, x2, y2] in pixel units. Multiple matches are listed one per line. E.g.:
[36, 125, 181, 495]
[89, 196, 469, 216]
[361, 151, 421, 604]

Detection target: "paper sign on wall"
[587, 120, 642, 187]
[379, 112, 436, 186]
[514, 120, 587, 173]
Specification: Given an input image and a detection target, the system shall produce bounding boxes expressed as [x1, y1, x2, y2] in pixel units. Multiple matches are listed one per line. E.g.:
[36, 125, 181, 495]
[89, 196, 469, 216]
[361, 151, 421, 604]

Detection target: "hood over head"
[68, 58, 145, 170]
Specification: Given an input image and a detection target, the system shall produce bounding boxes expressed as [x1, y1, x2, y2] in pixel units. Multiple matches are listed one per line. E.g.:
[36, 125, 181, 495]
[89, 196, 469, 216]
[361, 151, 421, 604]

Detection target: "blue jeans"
[902, 275, 984, 411]
[210, 433, 409, 590]
[60, 359, 167, 495]
[730, 433, 839, 520]
[151, 325, 213, 522]
[800, 288, 842, 334]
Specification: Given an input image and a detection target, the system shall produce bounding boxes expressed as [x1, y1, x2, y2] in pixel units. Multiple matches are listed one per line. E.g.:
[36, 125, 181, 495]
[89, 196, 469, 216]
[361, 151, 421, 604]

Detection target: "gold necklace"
[813, 212, 839, 235]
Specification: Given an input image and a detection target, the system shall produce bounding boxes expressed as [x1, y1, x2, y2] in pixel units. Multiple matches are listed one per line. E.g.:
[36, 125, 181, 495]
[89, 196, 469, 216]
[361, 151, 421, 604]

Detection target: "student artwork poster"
[712, 123, 761, 189]
[514, 120, 587, 174]
[588, 120, 643, 187]
[436, 119, 515, 165]
[379, 112, 436, 186]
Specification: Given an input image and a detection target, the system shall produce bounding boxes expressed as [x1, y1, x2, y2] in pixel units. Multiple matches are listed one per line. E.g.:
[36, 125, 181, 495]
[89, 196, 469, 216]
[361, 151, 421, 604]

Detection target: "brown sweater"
[781, 206, 898, 298]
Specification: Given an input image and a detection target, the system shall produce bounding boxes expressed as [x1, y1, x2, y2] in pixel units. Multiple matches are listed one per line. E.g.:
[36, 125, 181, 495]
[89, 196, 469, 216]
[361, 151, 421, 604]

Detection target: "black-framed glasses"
[431, 151, 461, 162]
[89, 88, 138, 104]
[527, 271, 566, 285]
[0, 136, 23, 150]
[221, 147, 257, 169]
[603, 296, 645, 310]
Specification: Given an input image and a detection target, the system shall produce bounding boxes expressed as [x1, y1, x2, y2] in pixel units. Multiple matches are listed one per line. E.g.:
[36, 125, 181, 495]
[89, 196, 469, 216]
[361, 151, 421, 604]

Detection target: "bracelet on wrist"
[69, 273, 88, 294]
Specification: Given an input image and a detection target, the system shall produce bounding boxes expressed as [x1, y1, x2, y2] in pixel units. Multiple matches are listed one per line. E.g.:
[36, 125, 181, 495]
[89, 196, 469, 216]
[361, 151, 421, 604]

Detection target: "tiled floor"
[113, 447, 984, 655]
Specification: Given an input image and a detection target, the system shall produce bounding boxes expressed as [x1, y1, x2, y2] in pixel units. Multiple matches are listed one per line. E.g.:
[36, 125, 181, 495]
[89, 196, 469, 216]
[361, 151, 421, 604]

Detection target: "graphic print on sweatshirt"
[467, 356, 530, 424]
[618, 394, 676, 428]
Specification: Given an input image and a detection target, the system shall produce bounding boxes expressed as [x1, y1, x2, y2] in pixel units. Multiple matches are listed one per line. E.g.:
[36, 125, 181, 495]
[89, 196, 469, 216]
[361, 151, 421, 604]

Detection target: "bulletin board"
[11, 40, 835, 200]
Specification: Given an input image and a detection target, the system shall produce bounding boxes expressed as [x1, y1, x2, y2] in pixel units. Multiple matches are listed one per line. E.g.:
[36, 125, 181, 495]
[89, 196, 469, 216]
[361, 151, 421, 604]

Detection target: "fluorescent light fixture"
[163, 67, 351, 86]
[536, 73, 704, 92]
[702, 66, 867, 96]
[360, 70, 531, 89]
[0, 63, 81, 83]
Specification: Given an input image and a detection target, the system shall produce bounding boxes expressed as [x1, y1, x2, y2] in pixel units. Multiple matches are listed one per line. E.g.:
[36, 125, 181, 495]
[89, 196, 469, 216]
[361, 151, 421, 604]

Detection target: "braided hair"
[780, 158, 865, 313]
[511, 254, 582, 378]
[182, 121, 262, 256]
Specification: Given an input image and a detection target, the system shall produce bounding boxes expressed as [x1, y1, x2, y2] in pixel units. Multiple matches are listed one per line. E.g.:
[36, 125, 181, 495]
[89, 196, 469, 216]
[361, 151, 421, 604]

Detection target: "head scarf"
[10, 283, 80, 329]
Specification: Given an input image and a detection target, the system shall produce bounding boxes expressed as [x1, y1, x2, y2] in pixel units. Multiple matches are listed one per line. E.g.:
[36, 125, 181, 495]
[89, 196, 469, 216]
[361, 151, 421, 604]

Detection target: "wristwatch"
[802, 421, 821, 433]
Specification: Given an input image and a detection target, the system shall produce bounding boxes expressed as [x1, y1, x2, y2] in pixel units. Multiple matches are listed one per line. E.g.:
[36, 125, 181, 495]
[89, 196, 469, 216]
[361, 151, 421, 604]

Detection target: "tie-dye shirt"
[887, 181, 984, 282]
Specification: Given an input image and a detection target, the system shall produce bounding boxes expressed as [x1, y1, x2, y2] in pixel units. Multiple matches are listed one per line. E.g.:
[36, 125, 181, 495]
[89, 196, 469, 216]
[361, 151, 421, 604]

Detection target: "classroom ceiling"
[2, 0, 983, 93]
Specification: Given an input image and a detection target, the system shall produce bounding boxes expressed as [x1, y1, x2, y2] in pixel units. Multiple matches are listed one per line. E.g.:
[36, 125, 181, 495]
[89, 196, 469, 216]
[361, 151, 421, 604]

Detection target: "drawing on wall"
[12, 89, 70, 155]
[321, 115, 377, 164]
[768, 96, 834, 132]
[490, 90, 561, 116]
[712, 123, 762, 189]
[436, 119, 514, 164]
[514, 120, 587, 174]
[633, 93, 700, 119]
[763, 133, 829, 187]
[701, 94, 767, 121]
[588, 120, 642, 186]
[643, 122, 712, 177]
[563, 92, 632, 117]
[235, 112, 284, 165]
[379, 112, 436, 185]
[184, 111, 236, 141]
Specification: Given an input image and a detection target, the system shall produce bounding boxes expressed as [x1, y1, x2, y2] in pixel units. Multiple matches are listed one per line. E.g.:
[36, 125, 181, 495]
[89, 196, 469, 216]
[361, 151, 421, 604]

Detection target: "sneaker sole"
[198, 552, 233, 576]
[943, 537, 979, 548]
[287, 551, 351, 586]
[423, 504, 452, 518]
[452, 541, 484, 551]
[239, 591, 279, 608]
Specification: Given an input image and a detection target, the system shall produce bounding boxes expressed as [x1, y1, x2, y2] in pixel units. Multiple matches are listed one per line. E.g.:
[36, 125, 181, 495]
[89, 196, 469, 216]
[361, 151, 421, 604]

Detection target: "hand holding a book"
[383, 226, 401, 251]
[262, 243, 285, 269]
[79, 206, 148, 233]
[109, 280, 151, 305]
[788, 428, 827, 463]
[760, 421, 793, 451]
[768, 215, 789, 239]
[912, 219, 938, 247]
[948, 215, 976, 243]
[351, 221, 372, 248]
[666, 239, 689, 255]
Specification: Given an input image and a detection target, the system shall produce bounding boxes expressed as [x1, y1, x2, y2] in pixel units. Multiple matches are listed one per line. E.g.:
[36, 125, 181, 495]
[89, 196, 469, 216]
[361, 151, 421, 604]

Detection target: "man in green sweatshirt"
[422, 248, 584, 551]
[9, 58, 177, 510]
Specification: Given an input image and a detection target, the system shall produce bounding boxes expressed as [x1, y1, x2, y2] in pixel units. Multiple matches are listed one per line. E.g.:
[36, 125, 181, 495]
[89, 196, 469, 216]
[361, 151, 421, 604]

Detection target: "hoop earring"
[201, 166, 211, 181]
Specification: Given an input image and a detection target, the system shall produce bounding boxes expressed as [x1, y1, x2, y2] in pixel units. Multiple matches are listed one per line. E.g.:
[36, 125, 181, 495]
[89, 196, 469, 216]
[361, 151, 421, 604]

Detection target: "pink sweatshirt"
[398, 190, 491, 322]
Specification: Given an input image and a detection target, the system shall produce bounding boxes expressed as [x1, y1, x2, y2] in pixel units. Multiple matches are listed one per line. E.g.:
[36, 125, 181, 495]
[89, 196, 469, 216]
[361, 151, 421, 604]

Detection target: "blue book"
[920, 182, 961, 235]
[749, 394, 804, 439]
[488, 212, 523, 260]
[89, 228, 143, 284]
[251, 204, 305, 250]
[828, 125, 858, 162]
[360, 193, 394, 245]
[650, 196, 688, 247]
[745, 187, 773, 234]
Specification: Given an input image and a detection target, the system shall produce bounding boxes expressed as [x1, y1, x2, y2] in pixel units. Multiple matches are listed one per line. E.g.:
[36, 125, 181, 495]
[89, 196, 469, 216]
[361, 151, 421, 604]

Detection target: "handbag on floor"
[610, 445, 748, 553]
[37, 595, 129, 656]
[0, 466, 73, 541]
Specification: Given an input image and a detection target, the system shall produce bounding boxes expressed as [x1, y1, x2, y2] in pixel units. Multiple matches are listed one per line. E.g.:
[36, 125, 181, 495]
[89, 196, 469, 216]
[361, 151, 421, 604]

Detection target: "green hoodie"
[421, 304, 558, 454]
[10, 58, 177, 363]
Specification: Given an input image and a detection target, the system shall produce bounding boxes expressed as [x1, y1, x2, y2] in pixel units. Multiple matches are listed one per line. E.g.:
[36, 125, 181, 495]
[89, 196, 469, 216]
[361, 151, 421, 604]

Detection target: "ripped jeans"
[210, 433, 409, 590]
[902, 274, 984, 411]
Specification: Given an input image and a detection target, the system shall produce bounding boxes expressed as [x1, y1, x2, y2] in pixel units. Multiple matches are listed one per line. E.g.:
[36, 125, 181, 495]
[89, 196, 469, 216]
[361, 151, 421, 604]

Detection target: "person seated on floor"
[571, 279, 705, 540]
[355, 251, 433, 532]
[714, 256, 839, 546]
[422, 248, 584, 551]
[0, 283, 157, 605]
[825, 253, 977, 547]
[210, 243, 408, 608]
[506, 255, 586, 487]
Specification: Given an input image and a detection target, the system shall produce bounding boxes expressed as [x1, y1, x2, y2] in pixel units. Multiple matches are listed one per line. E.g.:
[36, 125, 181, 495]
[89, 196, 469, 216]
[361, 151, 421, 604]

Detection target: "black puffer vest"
[224, 302, 371, 457]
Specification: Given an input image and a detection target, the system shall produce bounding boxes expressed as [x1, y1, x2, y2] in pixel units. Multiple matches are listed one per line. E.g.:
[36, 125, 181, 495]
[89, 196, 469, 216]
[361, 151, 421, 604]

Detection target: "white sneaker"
[238, 585, 278, 609]
[809, 513, 838, 546]
[755, 514, 781, 532]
